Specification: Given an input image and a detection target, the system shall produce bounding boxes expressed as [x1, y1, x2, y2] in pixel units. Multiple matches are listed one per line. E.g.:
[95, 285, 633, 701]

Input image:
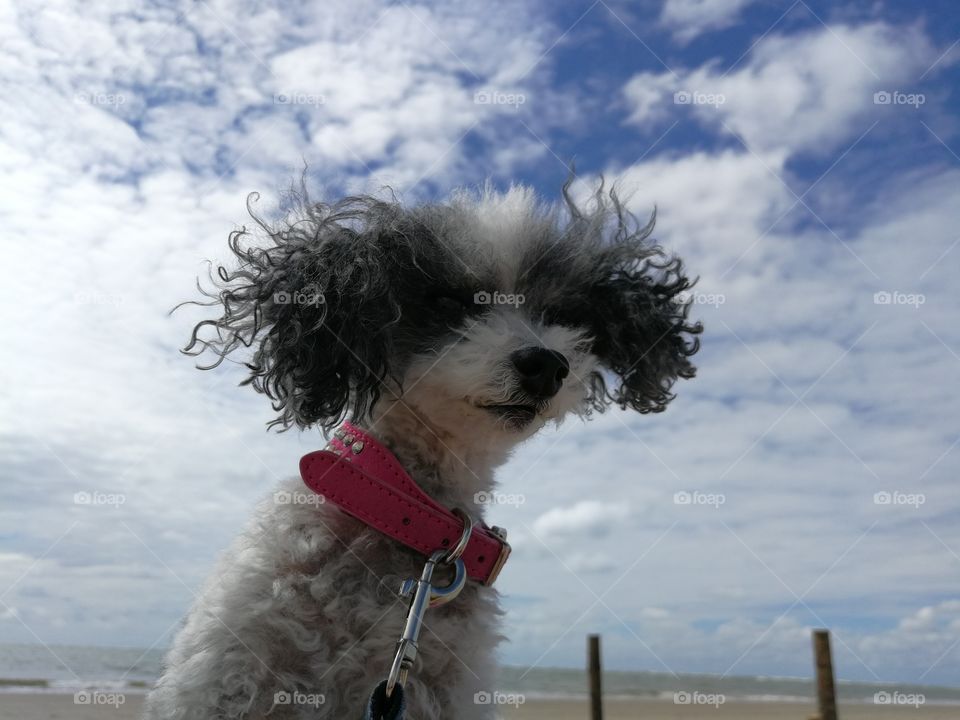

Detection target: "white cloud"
[0, 0, 565, 649]
[505, 590, 960, 681]
[507, 74, 960, 679]
[581, 148, 795, 273]
[625, 22, 937, 156]
[1, 0, 560, 193]
[660, 0, 756, 43]
[532, 500, 630, 541]
[565, 552, 619, 574]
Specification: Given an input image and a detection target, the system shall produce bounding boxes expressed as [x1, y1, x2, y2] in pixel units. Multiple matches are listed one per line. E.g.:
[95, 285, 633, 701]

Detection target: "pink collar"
[300, 421, 511, 586]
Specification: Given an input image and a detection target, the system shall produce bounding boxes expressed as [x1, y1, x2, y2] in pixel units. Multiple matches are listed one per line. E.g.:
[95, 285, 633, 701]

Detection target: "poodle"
[144, 180, 701, 720]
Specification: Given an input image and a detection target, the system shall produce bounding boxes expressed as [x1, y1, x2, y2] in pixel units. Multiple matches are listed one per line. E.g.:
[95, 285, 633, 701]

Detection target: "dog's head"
[184, 182, 701, 452]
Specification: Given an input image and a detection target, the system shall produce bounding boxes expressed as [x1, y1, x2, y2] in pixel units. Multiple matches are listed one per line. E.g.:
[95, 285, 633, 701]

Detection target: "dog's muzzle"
[510, 346, 570, 399]
[480, 347, 570, 427]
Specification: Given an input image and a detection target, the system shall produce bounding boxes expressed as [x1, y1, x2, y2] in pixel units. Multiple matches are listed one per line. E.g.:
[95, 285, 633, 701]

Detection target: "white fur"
[146, 213, 603, 719]
[451, 184, 551, 287]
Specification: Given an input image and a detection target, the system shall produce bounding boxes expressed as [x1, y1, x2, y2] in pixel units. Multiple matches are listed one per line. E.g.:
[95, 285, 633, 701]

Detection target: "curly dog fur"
[145, 180, 701, 719]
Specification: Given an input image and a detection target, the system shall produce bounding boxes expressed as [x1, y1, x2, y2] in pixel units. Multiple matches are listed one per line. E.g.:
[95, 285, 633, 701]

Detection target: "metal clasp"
[385, 550, 467, 697]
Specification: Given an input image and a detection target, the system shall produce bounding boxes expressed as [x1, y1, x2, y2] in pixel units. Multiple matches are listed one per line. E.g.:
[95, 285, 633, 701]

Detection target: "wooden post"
[588, 634, 603, 720]
[812, 629, 838, 720]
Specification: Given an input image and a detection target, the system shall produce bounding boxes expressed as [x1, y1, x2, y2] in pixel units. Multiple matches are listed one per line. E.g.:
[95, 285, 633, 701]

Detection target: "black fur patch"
[519, 181, 701, 413]
[180, 181, 701, 429]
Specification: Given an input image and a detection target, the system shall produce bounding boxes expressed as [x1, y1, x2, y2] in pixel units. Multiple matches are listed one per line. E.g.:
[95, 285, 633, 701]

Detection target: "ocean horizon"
[1, 643, 957, 706]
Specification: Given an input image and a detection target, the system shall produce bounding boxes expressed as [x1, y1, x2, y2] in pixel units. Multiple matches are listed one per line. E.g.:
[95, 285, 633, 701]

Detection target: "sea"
[1, 643, 958, 706]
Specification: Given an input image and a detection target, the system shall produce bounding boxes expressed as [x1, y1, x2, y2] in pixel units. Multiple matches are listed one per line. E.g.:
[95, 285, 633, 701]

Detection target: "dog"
[144, 180, 701, 719]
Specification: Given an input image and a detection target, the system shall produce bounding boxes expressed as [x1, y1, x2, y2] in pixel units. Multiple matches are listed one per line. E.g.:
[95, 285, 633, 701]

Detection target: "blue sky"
[1, 0, 959, 688]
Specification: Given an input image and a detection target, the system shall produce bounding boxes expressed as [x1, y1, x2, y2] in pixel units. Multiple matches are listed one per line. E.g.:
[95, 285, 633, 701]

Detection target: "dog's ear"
[584, 205, 702, 414]
[181, 194, 401, 431]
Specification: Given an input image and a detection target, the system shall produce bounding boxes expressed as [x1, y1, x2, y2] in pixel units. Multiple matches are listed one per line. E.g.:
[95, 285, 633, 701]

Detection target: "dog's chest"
[273, 503, 502, 718]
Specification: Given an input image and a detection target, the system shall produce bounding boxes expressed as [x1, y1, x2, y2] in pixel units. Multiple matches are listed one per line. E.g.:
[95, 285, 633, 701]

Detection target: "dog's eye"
[543, 306, 579, 328]
[428, 291, 471, 316]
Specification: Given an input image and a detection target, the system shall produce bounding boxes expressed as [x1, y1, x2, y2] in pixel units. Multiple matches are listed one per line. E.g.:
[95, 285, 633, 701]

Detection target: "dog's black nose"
[510, 347, 570, 399]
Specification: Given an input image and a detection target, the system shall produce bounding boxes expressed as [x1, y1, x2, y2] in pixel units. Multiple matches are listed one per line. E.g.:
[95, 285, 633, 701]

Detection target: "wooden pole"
[588, 634, 603, 720]
[812, 629, 838, 720]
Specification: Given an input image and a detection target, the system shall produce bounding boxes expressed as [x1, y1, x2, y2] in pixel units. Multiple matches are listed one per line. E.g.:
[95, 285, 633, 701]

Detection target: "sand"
[502, 698, 959, 719]
[0, 694, 955, 719]
[0, 692, 142, 719]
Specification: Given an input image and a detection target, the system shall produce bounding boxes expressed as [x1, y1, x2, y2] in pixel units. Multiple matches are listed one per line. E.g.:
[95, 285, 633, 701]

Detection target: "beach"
[1, 694, 958, 720]
[504, 698, 959, 718]
[1, 645, 956, 720]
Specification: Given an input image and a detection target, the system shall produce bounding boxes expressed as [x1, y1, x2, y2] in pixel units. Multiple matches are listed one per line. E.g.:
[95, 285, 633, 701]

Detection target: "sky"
[1, 0, 959, 689]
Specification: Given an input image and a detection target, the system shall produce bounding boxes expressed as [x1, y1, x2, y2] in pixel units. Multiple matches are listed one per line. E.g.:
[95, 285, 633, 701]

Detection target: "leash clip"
[384, 511, 473, 698]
